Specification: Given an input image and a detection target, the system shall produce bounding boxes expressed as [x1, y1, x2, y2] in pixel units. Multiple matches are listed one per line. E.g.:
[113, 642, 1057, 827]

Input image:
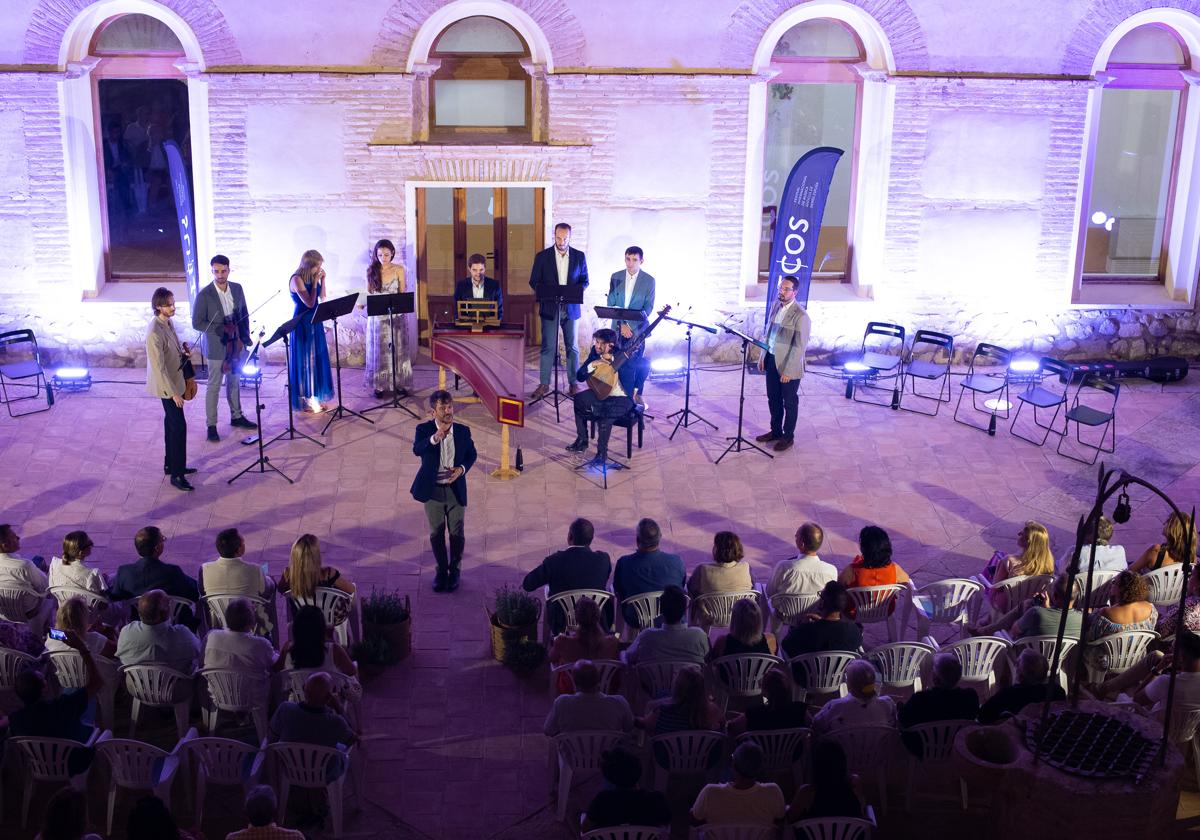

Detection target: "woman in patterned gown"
[288, 249, 334, 411]
[363, 238, 414, 397]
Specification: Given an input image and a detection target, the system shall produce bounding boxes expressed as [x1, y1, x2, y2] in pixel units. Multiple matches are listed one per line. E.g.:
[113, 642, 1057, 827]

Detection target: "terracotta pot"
[364, 615, 411, 664]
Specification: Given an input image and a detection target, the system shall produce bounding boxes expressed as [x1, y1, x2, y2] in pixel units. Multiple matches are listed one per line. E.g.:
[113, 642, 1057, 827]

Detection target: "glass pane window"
[92, 14, 184, 55]
[773, 19, 864, 61]
[433, 80, 526, 127]
[434, 16, 526, 54]
[1108, 24, 1186, 65]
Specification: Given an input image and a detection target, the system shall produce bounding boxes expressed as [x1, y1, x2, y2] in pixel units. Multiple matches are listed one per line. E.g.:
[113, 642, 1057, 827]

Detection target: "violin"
[220, 312, 245, 375]
[179, 342, 198, 401]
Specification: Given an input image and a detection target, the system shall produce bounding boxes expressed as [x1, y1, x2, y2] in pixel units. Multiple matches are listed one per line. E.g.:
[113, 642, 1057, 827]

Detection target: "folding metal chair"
[953, 342, 1012, 436]
[1057, 374, 1119, 465]
[848, 322, 906, 408]
[898, 330, 953, 416]
[0, 329, 52, 417]
[1010, 357, 1073, 447]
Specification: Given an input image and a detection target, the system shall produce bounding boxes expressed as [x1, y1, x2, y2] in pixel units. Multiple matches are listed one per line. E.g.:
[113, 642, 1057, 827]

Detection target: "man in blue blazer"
[529, 222, 588, 399]
[606, 245, 656, 403]
[411, 390, 478, 592]
[454, 253, 504, 322]
[613, 518, 685, 628]
[109, 525, 200, 627]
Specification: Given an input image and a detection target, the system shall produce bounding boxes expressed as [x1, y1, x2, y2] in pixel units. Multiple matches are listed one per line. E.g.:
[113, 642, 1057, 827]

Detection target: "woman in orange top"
[838, 526, 911, 587]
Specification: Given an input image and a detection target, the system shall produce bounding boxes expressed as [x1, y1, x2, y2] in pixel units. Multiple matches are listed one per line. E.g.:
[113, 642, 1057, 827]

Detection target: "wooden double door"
[416, 186, 544, 346]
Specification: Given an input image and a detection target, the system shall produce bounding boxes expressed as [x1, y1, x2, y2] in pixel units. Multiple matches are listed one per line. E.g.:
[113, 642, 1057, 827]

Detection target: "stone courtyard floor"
[3, 351, 1200, 838]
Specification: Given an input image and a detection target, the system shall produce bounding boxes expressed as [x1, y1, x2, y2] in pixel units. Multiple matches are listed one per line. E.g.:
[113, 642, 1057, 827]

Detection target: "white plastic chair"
[618, 591, 664, 639]
[909, 579, 982, 643]
[49, 584, 110, 616]
[787, 651, 857, 704]
[552, 730, 628, 821]
[95, 730, 182, 834]
[202, 593, 270, 634]
[1084, 629, 1157, 683]
[847, 585, 906, 641]
[1170, 706, 1200, 791]
[648, 730, 725, 791]
[866, 642, 934, 697]
[11, 730, 99, 828]
[697, 826, 777, 840]
[281, 668, 363, 732]
[48, 650, 119, 730]
[632, 660, 694, 713]
[121, 663, 193, 738]
[826, 726, 895, 815]
[692, 590, 759, 631]
[937, 636, 1010, 699]
[551, 658, 624, 696]
[1080, 570, 1119, 609]
[582, 827, 667, 840]
[0, 645, 39, 710]
[903, 720, 971, 810]
[200, 667, 269, 741]
[982, 574, 1052, 622]
[165, 595, 196, 625]
[737, 727, 810, 783]
[711, 653, 784, 705]
[1006, 635, 1078, 693]
[790, 808, 877, 840]
[178, 729, 265, 829]
[1143, 565, 1186, 608]
[288, 586, 358, 646]
[768, 592, 821, 633]
[544, 588, 613, 644]
[0, 584, 51, 634]
[268, 741, 358, 837]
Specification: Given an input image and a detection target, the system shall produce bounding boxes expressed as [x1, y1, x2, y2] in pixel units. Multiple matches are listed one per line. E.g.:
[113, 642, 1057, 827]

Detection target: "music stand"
[263, 314, 324, 452]
[532, 282, 585, 423]
[715, 325, 773, 464]
[665, 314, 719, 440]
[312, 292, 374, 435]
[455, 300, 500, 331]
[362, 291, 418, 420]
[228, 336, 294, 485]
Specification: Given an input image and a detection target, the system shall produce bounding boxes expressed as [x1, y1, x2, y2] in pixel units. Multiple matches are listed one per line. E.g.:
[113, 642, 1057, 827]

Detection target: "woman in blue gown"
[288, 249, 334, 411]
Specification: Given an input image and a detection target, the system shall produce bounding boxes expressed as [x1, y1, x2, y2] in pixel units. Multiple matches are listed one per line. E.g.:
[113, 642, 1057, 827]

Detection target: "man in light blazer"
[606, 245, 656, 403]
[756, 275, 812, 452]
[411, 390, 478, 593]
[529, 222, 588, 399]
[146, 287, 196, 490]
[191, 254, 255, 442]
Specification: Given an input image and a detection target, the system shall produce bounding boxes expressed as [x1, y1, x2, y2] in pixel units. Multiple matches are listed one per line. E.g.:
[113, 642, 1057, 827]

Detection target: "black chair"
[1010, 357, 1073, 447]
[953, 342, 1012, 436]
[0, 329, 52, 418]
[850, 322, 906, 408]
[898, 330, 954, 416]
[1057, 374, 1119, 464]
[589, 403, 645, 459]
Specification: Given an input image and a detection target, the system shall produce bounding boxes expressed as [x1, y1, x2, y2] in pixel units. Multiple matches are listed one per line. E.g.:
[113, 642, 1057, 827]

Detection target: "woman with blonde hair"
[989, 521, 1054, 611]
[288, 248, 334, 411]
[44, 595, 115, 659]
[710, 597, 777, 659]
[1130, 511, 1197, 573]
[48, 530, 108, 595]
[278, 534, 356, 600]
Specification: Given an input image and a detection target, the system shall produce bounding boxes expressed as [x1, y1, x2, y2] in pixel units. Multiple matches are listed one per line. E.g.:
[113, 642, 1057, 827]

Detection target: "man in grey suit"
[606, 246, 655, 403]
[191, 254, 256, 442]
[756, 275, 812, 452]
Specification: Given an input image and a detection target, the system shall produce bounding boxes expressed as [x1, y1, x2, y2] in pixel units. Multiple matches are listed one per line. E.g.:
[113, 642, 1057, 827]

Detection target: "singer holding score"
[411, 390, 477, 593]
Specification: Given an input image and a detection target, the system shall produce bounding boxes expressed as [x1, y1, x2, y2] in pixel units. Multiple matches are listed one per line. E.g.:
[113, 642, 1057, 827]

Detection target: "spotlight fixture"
[842, 360, 872, 399]
[649, 356, 686, 382]
[239, 363, 262, 387]
[51, 367, 92, 392]
[1112, 490, 1132, 524]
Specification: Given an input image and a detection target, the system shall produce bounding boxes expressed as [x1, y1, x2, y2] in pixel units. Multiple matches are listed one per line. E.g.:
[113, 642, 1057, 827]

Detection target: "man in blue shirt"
[613, 519, 684, 628]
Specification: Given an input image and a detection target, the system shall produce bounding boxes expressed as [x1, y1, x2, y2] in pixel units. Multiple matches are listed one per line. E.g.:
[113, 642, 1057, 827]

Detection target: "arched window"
[1081, 25, 1191, 285]
[429, 16, 532, 141]
[760, 19, 865, 285]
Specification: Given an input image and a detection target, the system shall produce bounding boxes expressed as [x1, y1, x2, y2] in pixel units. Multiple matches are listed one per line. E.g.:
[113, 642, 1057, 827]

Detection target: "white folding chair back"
[791, 816, 876, 840]
[551, 659, 624, 696]
[547, 589, 613, 634]
[847, 585, 906, 641]
[48, 650, 119, 730]
[11, 733, 97, 827]
[826, 725, 894, 814]
[121, 663, 193, 738]
[582, 828, 667, 840]
[96, 733, 181, 834]
[866, 642, 934, 696]
[165, 595, 196, 625]
[620, 591, 664, 638]
[1080, 571, 1119, 608]
[1085, 629, 1157, 682]
[49, 584, 110, 616]
[769, 593, 821, 632]
[202, 593, 269, 633]
[180, 733, 264, 829]
[633, 660, 694, 712]
[200, 667, 269, 741]
[912, 579, 982, 641]
[552, 730, 628, 820]
[289, 586, 356, 646]
[942, 636, 1010, 699]
[0, 584, 41, 622]
[712, 653, 784, 701]
[1008, 635, 1078, 693]
[648, 730, 725, 791]
[1143, 565, 1186, 608]
[697, 826, 776, 840]
[268, 741, 356, 837]
[985, 574, 1052, 620]
[904, 720, 971, 810]
[281, 667, 362, 731]
[788, 651, 857, 703]
[737, 727, 810, 779]
[693, 591, 759, 630]
[0, 645, 39, 693]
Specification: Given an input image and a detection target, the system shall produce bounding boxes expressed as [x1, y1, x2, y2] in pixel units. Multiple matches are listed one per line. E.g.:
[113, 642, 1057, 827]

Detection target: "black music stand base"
[667, 324, 717, 440]
[531, 308, 573, 424]
[362, 291, 418, 420]
[317, 298, 375, 436]
[263, 331, 324, 452]
[715, 333, 773, 464]
[573, 454, 627, 490]
[228, 346, 295, 484]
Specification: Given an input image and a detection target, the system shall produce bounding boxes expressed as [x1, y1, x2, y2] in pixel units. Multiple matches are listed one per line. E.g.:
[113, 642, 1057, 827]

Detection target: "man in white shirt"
[767, 522, 835, 600]
[200, 528, 275, 633]
[191, 254, 256, 442]
[756, 275, 811, 452]
[0, 523, 54, 633]
[690, 741, 785, 828]
[1133, 630, 1200, 714]
[453, 253, 504, 321]
[624, 586, 709, 666]
[1057, 516, 1127, 573]
[529, 222, 588, 399]
[116, 589, 201, 674]
[813, 660, 898, 735]
[202, 598, 277, 673]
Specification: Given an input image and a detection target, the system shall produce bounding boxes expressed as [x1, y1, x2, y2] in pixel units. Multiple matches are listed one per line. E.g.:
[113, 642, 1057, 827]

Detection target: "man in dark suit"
[109, 525, 200, 626]
[529, 222, 588, 399]
[607, 246, 655, 404]
[613, 519, 685, 628]
[569, 328, 637, 467]
[411, 390, 478, 593]
[191, 254, 255, 442]
[522, 518, 612, 635]
[454, 253, 504, 322]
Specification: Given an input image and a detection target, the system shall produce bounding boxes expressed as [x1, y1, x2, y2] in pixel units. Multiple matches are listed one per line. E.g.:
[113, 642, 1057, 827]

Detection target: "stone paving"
[3, 352, 1200, 838]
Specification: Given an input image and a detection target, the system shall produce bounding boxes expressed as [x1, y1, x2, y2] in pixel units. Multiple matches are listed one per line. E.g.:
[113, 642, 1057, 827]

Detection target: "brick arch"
[722, 0, 929, 70]
[25, 0, 241, 67]
[371, 0, 586, 69]
[1062, 1, 1200, 73]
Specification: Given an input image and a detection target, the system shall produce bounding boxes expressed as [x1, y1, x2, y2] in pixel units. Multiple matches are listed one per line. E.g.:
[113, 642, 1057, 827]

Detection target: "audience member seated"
[623, 585, 709, 666]
[549, 597, 620, 694]
[543, 660, 634, 737]
[781, 581, 864, 672]
[10, 630, 102, 773]
[968, 574, 1081, 640]
[613, 518, 685, 628]
[709, 597, 777, 659]
[728, 667, 809, 737]
[978, 650, 1065, 724]
[0, 522, 54, 633]
[226, 785, 305, 840]
[279, 533, 356, 601]
[838, 525, 910, 589]
[0, 615, 44, 656]
[269, 671, 357, 780]
[127, 794, 201, 840]
[581, 746, 671, 832]
[639, 665, 724, 735]
[36, 788, 103, 840]
[687, 531, 753, 623]
[522, 517, 612, 636]
[690, 741, 785, 829]
[115, 589, 201, 673]
[202, 597, 280, 673]
[109, 526, 199, 625]
[48, 530, 108, 595]
[785, 738, 865, 823]
[987, 521, 1054, 612]
[812, 660, 897, 735]
[1129, 511, 1197, 574]
[200, 527, 274, 632]
[767, 521, 833, 600]
[1157, 567, 1200, 639]
[1087, 570, 1158, 644]
[1132, 629, 1200, 714]
[898, 653, 979, 755]
[282, 604, 358, 679]
[45, 596, 116, 659]
[1057, 516, 1126, 573]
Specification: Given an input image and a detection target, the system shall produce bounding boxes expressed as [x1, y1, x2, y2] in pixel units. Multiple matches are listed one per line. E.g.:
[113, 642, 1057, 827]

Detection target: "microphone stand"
[665, 314, 719, 440]
[228, 334, 294, 484]
[715, 325, 773, 464]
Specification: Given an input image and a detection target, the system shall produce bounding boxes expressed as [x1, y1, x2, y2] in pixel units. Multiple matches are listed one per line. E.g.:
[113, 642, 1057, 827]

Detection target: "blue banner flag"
[766, 146, 843, 314]
[163, 140, 203, 354]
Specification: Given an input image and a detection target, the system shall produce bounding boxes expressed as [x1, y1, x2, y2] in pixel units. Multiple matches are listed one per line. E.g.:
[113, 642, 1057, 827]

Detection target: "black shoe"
[230, 416, 257, 429]
[565, 438, 588, 452]
[207, 425, 220, 442]
[755, 431, 781, 443]
[164, 466, 197, 475]
[169, 476, 195, 491]
[433, 573, 447, 593]
[773, 437, 795, 452]
[584, 454, 608, 469]
[446, 571, 460, 593]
